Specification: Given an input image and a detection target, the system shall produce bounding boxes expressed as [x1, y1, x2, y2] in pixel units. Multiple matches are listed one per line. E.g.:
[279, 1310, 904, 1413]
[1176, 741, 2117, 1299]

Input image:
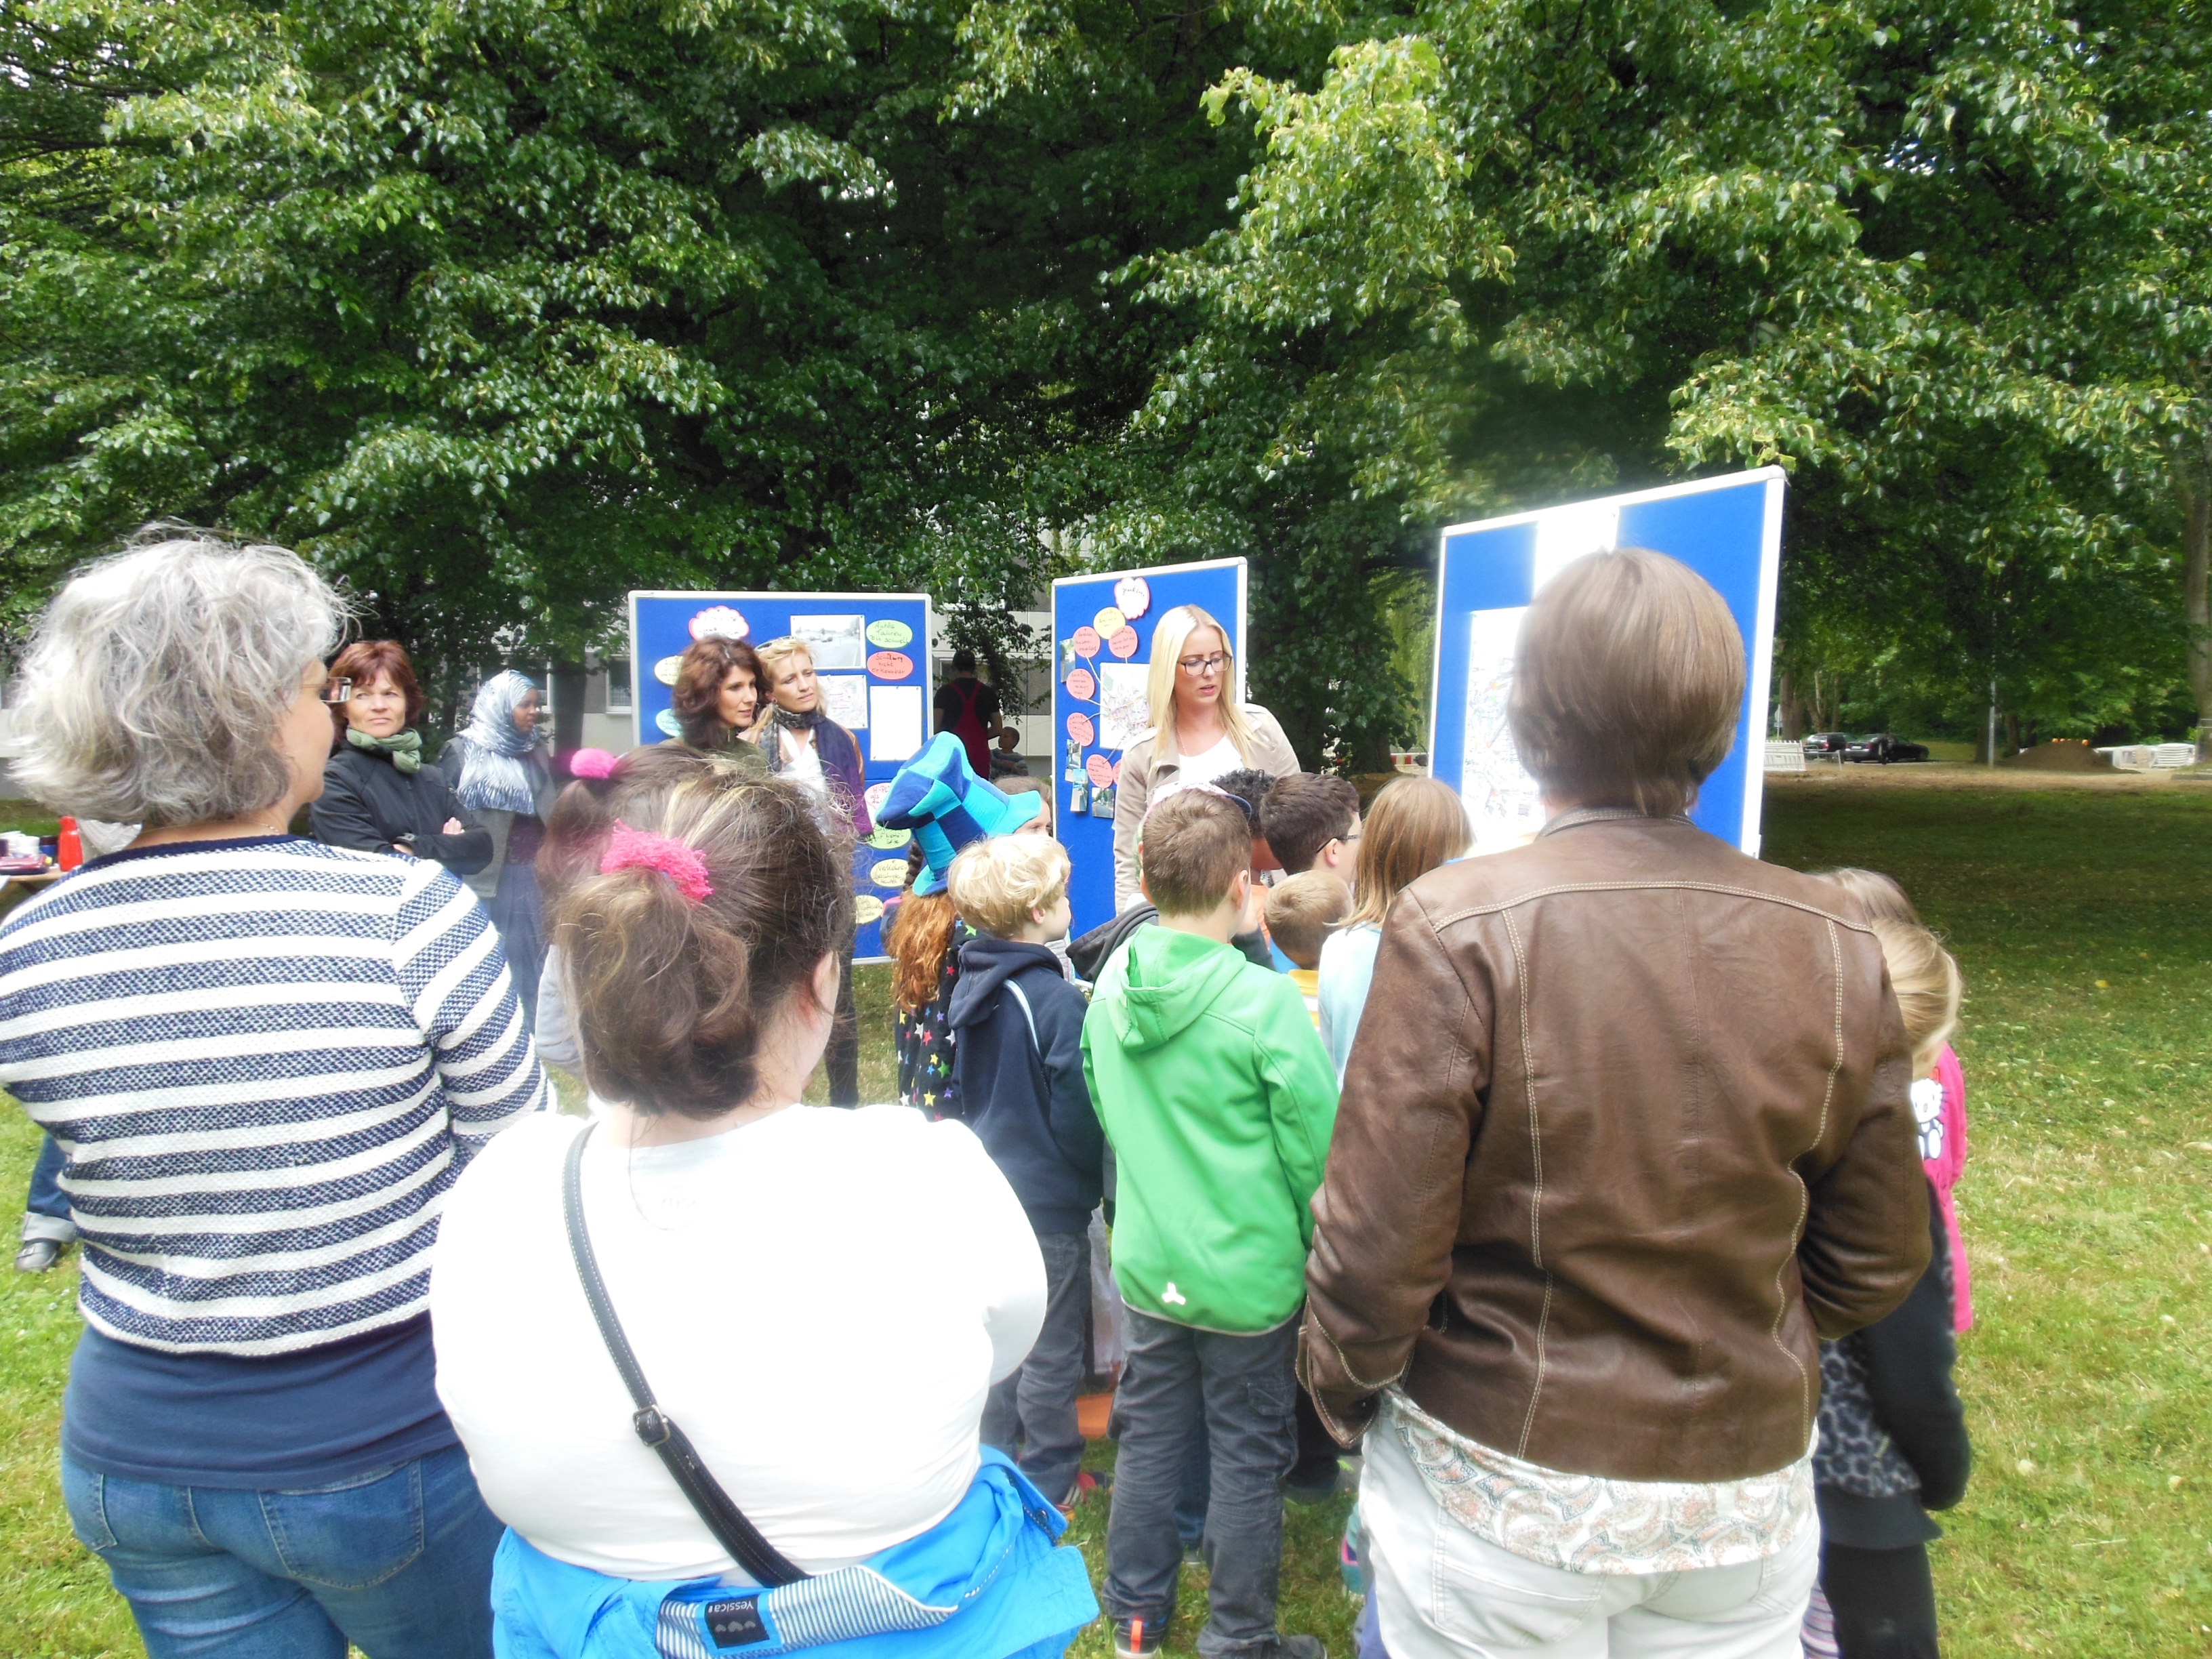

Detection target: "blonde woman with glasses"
[1111, 605, 1298, 911]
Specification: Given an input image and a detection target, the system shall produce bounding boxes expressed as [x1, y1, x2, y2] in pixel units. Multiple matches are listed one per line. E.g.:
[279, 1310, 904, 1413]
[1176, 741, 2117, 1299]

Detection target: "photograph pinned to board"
[869, 684, 925, 763]
[791, 613, 866, 670]
[818, 673, 869, 730]
[1090, 783, 1115, 819]
[1069, 779, 1090, 817]
[1097, 662, 1151, 752]
[1064, 739, 1085, 781]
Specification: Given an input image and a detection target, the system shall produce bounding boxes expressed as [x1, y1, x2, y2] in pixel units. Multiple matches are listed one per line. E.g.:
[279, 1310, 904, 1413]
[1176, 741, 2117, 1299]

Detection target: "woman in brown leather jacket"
[1302, 548, 1929, 1659]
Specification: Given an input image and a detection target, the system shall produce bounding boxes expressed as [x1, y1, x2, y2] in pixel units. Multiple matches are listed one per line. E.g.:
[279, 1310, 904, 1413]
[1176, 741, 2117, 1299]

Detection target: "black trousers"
[1824, 1541, 1940, 1659]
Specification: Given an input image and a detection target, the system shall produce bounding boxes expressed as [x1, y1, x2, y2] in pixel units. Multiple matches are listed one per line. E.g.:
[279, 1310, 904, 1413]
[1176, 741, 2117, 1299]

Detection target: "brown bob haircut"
[1260, 773, 1362, 876]
[1139, 789, 1252, 918]
[670, 636, 764, 751]
[554, 769, 851, 1120]
[1508, 547, 1744, 818]
[327, 640, 426, 743]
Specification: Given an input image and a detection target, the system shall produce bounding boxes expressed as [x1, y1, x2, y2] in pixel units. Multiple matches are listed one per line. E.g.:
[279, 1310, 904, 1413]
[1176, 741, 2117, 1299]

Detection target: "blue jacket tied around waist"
[490, 1450, 1098, 1659]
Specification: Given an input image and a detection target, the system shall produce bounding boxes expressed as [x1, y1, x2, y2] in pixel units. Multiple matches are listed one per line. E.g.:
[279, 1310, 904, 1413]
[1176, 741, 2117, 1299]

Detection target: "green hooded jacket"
[1082, 926, 1340, 1333]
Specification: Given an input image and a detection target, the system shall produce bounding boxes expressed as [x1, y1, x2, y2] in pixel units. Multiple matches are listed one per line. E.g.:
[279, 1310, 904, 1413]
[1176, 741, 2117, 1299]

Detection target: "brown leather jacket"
[1300, 810, 1929, 1483]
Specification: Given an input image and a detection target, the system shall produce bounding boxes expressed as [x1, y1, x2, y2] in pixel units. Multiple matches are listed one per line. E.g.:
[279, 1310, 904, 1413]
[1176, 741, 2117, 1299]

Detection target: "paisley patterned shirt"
[1387, 1390, 1815, 1576]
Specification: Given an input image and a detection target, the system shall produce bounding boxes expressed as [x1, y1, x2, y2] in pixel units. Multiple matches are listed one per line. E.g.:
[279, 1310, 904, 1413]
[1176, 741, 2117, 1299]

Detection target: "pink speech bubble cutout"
[1086, 753, 1117, 787]
[866, 650, 914, 680]
[1071, 626, 1101, 660]
[1065, 668, 1097, 702]
[1066, 712, 1096, 746]
[1109, 626, 1140, 659]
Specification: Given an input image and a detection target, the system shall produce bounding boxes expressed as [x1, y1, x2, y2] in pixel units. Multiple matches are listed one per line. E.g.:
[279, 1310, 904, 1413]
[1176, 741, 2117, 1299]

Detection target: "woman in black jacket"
[310, 640, 492, 876]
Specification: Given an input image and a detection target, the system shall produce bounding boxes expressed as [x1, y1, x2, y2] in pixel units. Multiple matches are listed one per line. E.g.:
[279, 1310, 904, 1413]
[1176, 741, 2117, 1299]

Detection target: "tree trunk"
[2177, 441, 2212, 762]
[1776, 668, 1807, 739]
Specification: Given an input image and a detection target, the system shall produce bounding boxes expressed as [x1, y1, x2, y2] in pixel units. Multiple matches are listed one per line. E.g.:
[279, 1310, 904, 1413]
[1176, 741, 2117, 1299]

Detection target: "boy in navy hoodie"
[947, 833, 1105, 1515]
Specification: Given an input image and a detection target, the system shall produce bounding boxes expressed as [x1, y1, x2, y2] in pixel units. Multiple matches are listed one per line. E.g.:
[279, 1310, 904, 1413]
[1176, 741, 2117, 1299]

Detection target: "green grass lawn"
[1, 783, 2207, 1654]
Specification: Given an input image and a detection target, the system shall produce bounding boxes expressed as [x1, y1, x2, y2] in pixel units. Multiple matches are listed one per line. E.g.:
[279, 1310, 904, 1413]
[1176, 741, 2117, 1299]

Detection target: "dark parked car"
[1844, 733, 1930, 764]
[1803, 732, 1852, 757]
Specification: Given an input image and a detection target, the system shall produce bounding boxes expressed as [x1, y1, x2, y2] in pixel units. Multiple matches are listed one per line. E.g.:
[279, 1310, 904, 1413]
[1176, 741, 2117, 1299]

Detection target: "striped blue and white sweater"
[0, 836, 545, 1355]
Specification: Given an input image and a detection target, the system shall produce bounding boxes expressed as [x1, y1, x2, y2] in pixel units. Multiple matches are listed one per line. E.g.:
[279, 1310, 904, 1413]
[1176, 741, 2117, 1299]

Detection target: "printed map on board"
[1460, 608, 1544, 853]
[1098, 663, 1152, 752]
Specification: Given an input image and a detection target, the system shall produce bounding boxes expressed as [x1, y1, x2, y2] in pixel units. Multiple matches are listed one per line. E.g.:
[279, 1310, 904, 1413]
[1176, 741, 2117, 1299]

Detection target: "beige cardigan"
[1111, 703, 1302, 911]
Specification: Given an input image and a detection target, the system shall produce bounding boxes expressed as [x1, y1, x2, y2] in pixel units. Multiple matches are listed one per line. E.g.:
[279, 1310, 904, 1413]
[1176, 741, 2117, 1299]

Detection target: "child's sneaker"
[1113, 1616, 1164, 1658]
[1057, 1470, 1105, 1520]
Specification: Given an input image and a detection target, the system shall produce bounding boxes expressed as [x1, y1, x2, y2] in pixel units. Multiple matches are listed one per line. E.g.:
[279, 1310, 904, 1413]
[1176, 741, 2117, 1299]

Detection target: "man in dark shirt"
[935, 649, 1002, 779]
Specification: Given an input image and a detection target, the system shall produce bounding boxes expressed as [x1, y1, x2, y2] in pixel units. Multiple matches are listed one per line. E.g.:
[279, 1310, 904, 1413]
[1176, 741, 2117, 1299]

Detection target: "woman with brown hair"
[430, 765, 1097, 1659]
[668, 636, 767, 762]
[310, 638, 493, 876]
[1315, 775, 1468, 1080]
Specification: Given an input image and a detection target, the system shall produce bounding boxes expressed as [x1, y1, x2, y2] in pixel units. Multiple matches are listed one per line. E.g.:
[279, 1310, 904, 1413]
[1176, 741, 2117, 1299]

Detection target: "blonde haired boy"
[945, 834, 1103, 1517]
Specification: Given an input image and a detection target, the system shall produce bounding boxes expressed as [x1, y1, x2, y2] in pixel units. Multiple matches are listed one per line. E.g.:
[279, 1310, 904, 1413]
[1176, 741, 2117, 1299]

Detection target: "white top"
[781, 729, 828, 798]
[1172, 731, 1242, 793]
[1316, 923, 1382, 1083]
[432, 1105, 1044, 1580]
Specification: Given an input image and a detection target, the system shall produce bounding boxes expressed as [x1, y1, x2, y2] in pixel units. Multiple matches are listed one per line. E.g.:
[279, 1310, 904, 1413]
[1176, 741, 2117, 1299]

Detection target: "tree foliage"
[3, 0, 2208, 758]
[1128, 0, 2212, 749]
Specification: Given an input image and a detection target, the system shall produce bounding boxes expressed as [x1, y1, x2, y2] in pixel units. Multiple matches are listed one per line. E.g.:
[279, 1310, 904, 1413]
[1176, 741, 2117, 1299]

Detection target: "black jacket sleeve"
[1858, 1194, 1972, 1511]
[309, 754, 397, 855]
[411, 769, 495, 877]
[1030, 970, 1105, 1195]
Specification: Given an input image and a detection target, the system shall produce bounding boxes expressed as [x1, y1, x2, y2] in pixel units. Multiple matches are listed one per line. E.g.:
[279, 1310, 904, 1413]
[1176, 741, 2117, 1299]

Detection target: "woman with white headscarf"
[444, 670, 557, 1023]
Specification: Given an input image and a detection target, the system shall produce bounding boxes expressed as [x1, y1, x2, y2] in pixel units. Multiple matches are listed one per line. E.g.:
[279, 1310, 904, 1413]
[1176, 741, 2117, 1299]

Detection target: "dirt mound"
[2001, 739, 2114, 772]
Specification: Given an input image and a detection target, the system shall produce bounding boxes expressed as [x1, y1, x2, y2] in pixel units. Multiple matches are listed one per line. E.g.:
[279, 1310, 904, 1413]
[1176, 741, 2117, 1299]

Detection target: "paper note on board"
[819, 673, 868, 729]
[869, 686, 925, 762]
[1097, 663, 1151, 751]
[1459, 608, 1545, 854]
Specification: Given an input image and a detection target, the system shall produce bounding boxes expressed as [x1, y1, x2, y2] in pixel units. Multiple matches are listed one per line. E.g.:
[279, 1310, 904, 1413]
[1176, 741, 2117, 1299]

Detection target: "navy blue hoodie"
[947, 935, 1105, 1234]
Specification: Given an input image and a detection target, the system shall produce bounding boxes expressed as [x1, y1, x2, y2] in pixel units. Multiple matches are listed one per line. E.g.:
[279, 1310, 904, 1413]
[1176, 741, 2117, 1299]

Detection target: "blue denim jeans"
[62, 1443, 501, 1658]
[1103, 1310, 1298, 1658]
[22, 1131, 75, 1244]
[982, 1229, 1092, 1504]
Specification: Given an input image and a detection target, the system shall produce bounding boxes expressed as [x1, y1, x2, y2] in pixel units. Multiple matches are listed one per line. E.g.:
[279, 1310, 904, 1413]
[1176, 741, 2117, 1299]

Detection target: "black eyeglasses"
[1176, 652, 1228, 674]
[320, 678, 352, 705]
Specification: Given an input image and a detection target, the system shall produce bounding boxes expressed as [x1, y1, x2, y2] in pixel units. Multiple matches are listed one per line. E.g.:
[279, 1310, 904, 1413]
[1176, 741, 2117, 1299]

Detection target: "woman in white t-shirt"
[1111, 605, 1300, 910]
[432, 767, 1098, 1659]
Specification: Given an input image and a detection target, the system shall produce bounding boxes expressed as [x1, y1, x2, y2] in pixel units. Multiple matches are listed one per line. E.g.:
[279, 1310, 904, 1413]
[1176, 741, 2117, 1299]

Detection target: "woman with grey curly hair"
[0, 529, 546, 1659]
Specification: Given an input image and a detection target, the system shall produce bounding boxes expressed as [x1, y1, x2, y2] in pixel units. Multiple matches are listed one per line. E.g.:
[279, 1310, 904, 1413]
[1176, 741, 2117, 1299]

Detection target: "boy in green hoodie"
[1083, 788, 1340, 1659]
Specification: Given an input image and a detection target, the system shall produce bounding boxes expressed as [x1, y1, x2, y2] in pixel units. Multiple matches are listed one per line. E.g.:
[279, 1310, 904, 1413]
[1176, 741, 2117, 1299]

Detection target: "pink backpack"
[1912, 1044, 1972, 1332]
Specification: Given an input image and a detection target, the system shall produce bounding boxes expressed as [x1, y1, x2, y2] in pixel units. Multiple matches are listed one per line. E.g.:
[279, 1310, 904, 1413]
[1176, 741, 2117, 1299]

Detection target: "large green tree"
[0, 0, 1327, 713]
[1118, 0, 2211, 756]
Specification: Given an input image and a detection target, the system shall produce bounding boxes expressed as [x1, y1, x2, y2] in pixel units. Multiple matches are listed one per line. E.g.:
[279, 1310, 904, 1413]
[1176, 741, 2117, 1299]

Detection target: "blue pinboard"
[627, 590, 934, 961]
[1428, 470, 1784, 856]
[1050, 559, 1248, 939]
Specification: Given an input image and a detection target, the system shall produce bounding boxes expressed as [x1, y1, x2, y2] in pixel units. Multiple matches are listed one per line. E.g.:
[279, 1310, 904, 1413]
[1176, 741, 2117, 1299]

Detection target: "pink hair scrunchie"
[600, 821, 714, 905]
[570, 747, 620, 780]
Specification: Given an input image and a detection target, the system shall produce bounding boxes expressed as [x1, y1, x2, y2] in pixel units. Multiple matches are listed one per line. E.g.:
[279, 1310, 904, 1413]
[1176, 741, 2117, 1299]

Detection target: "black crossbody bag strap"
[562, 1123, 809, 1586]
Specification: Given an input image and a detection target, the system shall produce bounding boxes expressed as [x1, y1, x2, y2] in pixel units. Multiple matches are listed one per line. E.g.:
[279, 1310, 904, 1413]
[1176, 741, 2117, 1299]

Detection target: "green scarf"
[348, 725, 423, 775]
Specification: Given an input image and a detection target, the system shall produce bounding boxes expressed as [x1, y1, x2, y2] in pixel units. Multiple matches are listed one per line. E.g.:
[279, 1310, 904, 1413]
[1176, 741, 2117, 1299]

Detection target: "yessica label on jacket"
[703, 1596, 770, 1647]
